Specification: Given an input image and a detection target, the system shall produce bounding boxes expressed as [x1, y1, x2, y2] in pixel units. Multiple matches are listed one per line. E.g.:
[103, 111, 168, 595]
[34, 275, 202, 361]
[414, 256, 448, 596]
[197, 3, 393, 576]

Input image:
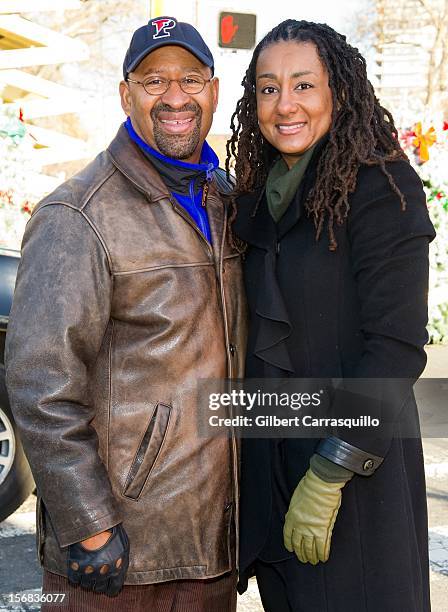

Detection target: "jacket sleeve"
[5, 202, 122, 546]
[316, 161, 436, 475]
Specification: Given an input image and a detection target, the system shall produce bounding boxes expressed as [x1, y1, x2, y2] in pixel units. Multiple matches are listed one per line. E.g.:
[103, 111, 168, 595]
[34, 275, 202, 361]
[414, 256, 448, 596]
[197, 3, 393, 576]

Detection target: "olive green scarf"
[266, 144, 316, 223]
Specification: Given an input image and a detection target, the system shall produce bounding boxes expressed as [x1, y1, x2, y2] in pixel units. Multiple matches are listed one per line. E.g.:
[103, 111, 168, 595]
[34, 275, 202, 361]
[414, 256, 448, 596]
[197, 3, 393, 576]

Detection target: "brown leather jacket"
[5, 125, 247, 584]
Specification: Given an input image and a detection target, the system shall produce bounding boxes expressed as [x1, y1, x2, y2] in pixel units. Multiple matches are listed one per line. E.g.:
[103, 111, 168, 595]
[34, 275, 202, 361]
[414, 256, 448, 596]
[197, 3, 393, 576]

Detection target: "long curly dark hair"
[226, 19, 408, 250]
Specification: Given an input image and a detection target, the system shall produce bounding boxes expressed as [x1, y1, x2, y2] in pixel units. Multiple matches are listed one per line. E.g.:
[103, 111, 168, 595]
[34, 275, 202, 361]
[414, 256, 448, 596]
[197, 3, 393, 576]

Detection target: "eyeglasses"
[125, 75, 213, 96]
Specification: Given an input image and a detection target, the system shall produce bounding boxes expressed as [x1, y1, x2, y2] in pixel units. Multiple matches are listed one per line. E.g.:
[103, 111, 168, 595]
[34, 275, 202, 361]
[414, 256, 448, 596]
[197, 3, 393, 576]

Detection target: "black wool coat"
[233, 152, 436, 612]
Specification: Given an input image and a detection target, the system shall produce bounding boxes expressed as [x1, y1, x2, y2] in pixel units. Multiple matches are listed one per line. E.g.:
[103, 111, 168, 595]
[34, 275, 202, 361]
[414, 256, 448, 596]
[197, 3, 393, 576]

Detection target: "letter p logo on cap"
[152, 17, 177, 39]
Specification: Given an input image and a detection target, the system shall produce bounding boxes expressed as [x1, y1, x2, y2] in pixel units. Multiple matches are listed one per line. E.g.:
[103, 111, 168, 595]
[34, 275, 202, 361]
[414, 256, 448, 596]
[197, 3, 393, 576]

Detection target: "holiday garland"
[399, 121, 448, 343]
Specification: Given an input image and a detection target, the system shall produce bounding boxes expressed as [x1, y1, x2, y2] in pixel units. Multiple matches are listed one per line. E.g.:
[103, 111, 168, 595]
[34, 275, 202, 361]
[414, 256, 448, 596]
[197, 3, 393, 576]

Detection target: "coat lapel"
[206, 181, 228, 256]
[107, 125, 172, 202]
[276, 180, 306, 239]
[232, 188, 277, 251]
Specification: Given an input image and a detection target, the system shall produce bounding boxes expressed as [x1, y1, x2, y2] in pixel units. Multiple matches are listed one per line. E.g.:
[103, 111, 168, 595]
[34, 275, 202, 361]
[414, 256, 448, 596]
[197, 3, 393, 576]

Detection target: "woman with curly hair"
[227, 19, 435, 612]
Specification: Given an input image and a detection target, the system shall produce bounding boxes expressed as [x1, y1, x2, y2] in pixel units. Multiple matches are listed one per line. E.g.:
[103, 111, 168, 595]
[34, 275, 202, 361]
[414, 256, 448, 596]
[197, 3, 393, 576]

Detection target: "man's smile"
[157, 114, 195, 134]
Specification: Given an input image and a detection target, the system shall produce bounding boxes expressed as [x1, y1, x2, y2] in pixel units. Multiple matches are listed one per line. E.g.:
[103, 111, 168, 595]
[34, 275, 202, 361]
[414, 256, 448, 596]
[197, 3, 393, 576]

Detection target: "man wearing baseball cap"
[6, 17, 246, 611]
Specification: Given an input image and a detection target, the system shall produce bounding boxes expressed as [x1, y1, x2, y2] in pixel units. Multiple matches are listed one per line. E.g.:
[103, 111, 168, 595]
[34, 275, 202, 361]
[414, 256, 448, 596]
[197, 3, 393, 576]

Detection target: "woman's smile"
[276, 121, 307, 135]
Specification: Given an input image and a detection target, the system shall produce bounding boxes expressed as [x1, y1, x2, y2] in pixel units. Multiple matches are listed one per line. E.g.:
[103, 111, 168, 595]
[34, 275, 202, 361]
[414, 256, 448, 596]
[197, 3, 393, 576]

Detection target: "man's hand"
[67, 524, 130, 596]
[81, 530, 113, 550]
[283, 469, 346, 565]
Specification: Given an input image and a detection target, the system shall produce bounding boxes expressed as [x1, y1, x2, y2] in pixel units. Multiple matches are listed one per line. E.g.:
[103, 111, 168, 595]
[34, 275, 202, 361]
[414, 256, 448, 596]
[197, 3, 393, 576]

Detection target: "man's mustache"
[151, 103, 202, 119]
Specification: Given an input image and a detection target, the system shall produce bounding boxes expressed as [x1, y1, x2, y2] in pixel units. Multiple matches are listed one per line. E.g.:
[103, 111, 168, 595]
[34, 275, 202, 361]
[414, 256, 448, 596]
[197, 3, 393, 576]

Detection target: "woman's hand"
[283, 469, 346, 564]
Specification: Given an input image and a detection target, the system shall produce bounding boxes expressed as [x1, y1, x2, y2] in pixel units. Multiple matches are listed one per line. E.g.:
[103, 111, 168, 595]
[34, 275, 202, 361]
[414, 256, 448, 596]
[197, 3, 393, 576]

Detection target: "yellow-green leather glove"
[283, 468, 347, 565]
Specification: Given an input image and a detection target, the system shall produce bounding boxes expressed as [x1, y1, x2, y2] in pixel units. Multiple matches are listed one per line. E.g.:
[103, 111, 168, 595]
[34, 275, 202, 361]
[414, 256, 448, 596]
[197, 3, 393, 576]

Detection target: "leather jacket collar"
[107, 124, 172, 203]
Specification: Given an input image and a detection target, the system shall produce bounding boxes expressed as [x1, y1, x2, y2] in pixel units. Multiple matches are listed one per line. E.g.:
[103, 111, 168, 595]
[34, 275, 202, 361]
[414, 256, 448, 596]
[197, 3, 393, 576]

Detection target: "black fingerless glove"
[67, 524, 130, 597]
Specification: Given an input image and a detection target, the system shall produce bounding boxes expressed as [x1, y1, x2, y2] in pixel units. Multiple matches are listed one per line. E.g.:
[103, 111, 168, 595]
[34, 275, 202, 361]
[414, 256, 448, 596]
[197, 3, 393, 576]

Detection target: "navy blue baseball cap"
[123, 17, 214, 79]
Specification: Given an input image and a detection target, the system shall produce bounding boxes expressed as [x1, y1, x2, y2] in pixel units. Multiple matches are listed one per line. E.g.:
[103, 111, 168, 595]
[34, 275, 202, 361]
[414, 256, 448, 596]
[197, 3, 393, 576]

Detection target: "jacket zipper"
[174, 189, 239, 567]
[189, 178, 209, 238]
[215, 202, 240, 570]
[201, 182, 209, 207]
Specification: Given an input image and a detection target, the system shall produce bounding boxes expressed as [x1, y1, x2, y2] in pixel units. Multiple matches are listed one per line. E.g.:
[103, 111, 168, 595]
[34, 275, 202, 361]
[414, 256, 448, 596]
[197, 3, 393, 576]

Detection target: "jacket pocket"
[36, 492, 46, 565]
[123, 402, 171, 500]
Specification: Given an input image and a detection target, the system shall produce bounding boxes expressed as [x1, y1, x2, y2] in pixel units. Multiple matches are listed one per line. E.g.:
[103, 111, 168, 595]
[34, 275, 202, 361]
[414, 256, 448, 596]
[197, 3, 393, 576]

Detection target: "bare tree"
[15, 1, 148, 174]
[418, 0, 448, 106]
[375, 0, 448, 114]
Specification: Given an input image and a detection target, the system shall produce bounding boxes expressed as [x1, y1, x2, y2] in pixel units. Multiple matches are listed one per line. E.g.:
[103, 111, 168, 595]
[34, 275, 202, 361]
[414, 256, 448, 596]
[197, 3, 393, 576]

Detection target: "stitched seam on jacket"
[79, 164, 117, 212]
[32, 202, 113, 274]
[149, 194, 171, 203]
[107, 149, 169, 202]
[57, 511, 119, 539]
[79, 209, 113, 273]
[217, 203, 240, 568]
[106, 319, 115, 471]
[113, 261, 214, 276]
[131, 564, 207, 573]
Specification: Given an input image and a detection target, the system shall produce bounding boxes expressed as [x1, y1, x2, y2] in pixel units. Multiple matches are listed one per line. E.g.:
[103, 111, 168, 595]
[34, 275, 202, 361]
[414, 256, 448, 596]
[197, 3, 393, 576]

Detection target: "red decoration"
[443, 121, 448, 131]
[19, 108, 24, 122]
[399, 128, 416, 148]
[21, 200, 32, 214]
